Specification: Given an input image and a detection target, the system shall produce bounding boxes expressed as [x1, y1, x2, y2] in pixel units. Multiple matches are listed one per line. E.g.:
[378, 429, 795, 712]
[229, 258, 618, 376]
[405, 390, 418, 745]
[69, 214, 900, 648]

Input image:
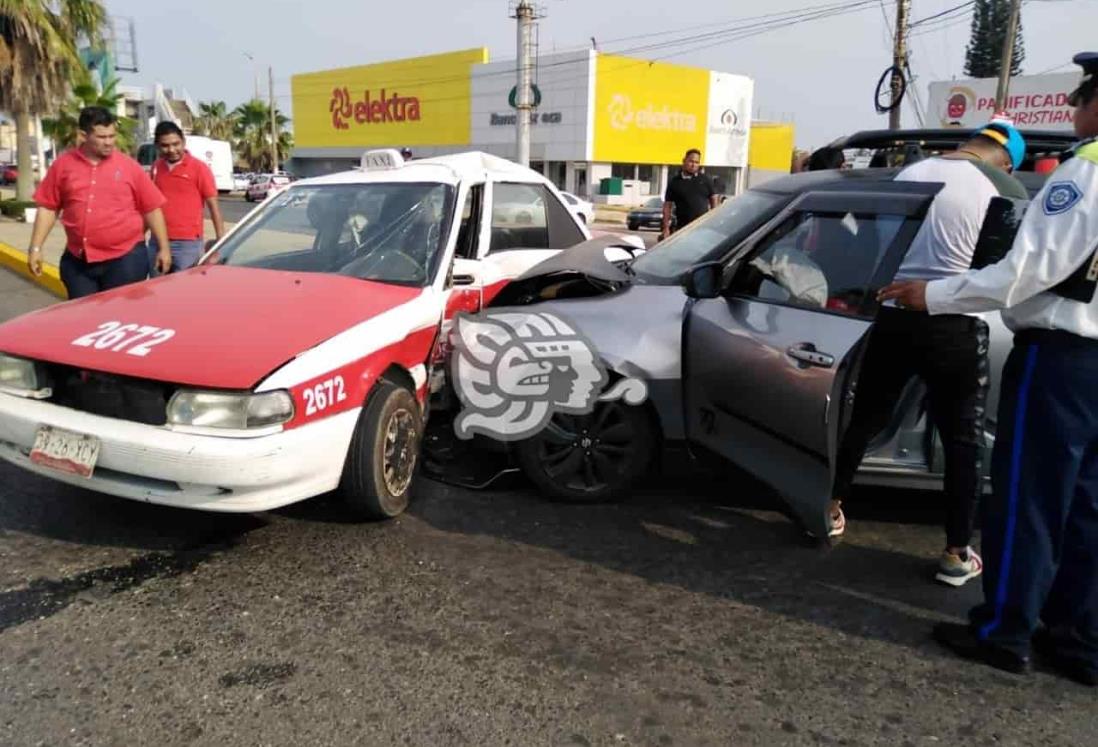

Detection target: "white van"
[136, 135, 235, 194]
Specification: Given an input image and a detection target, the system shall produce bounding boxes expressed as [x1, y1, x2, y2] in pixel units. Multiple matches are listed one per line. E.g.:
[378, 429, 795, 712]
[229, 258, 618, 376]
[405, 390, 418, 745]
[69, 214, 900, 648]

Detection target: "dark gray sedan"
[427, 167, 1034, 540]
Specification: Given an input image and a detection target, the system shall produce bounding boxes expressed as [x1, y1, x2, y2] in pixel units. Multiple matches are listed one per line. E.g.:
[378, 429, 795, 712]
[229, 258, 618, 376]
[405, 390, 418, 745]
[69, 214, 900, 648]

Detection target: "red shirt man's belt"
[151, 153, 217, 240]
[33, 149, 165, 263]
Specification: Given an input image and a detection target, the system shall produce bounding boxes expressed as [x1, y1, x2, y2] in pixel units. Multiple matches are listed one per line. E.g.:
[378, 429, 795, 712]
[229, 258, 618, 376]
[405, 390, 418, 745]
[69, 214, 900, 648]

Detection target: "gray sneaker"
[936, 547, 983, 587]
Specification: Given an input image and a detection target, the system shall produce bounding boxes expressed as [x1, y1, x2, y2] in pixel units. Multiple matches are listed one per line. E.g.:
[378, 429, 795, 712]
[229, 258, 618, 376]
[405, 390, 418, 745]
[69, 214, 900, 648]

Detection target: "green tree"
[41, 72, 136, 153]
[0, 0, 109, 200]
[232, 98, 292, 172]
[964, 0, 1024, 79]
[193, 100, 235, 141]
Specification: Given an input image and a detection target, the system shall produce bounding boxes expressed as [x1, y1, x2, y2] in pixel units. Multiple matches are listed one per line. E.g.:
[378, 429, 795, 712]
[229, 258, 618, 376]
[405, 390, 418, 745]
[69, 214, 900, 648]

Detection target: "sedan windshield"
[212, 182, 456, 287]
[630, 190, 788, 282]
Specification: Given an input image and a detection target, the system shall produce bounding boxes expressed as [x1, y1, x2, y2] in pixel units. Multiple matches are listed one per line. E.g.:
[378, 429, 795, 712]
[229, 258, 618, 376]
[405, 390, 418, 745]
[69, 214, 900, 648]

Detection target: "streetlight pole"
[243, 51, 259, 101]
[994, 0, 1023, 111]
[269, 66, 279, 174]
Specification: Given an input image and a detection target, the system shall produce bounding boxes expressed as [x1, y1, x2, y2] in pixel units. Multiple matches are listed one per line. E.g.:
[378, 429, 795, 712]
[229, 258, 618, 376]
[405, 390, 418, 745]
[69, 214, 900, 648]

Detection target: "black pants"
[970, 330, 1098, 669]
[834, 306, 990, 548]
[59, 242, 150, 300]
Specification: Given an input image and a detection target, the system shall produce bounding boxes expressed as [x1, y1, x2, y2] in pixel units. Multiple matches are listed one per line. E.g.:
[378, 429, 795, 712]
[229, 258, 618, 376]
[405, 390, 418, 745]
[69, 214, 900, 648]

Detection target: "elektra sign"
[607, 94, 697, 133]
[330, 87, 422, 130]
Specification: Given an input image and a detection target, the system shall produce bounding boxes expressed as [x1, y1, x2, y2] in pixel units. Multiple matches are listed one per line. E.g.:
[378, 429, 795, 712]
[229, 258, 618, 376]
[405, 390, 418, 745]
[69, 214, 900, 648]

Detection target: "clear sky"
[105, 0, 1097, 150]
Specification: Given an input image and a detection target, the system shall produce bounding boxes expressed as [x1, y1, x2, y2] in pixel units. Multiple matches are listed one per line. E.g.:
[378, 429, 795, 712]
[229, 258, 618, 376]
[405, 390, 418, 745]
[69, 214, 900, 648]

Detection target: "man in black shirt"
[661, 148, 718, 239]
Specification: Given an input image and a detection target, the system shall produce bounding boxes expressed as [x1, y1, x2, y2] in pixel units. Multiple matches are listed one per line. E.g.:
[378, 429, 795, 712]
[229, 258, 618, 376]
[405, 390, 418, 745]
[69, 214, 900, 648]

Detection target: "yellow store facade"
[290, 48, 789, 200]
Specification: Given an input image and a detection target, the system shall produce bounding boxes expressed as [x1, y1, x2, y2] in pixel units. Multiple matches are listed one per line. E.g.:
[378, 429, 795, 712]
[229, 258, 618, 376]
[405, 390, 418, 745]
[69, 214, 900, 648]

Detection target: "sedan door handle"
[786, 343, 835, 369]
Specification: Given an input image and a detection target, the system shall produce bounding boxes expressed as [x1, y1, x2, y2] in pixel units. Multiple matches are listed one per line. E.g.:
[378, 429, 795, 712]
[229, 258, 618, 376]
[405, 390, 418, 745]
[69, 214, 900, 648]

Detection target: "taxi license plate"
[29, 426, 100, 478]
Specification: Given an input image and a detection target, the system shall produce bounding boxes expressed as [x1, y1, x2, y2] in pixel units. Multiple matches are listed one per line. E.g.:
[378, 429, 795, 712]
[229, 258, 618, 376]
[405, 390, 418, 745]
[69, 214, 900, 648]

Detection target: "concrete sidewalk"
[0, 217, 228, 298]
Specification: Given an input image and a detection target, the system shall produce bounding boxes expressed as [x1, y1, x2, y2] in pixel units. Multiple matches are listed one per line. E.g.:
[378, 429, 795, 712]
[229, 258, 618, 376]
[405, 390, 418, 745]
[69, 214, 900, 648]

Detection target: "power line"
[909, 0, 974, 28]
[287, 0, 882, 103]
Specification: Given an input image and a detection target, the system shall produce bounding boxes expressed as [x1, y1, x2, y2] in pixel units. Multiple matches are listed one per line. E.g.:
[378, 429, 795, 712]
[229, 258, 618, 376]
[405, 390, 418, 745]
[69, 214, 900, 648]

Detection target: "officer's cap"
[1068, 52, 1098, 107]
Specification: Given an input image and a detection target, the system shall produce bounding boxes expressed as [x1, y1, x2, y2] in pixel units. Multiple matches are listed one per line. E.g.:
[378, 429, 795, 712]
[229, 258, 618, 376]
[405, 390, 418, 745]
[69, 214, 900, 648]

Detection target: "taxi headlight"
[0, 353, 44, 395]
[167, 390, 295, 430]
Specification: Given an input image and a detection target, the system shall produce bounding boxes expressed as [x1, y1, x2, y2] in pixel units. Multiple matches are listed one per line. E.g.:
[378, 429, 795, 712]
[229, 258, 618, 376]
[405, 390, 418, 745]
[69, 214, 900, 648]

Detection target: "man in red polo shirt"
[148, 121, 225, 273]
[27, 106, 171, 299]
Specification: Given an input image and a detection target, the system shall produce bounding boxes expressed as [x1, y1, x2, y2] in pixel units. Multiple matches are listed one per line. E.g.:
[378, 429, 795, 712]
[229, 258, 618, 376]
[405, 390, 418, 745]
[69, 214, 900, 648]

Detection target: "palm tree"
[193, 100, 235, 141]
[232, 98, 292, 172]
[0, 0, 109, 200]
[42, 72, 136, 152]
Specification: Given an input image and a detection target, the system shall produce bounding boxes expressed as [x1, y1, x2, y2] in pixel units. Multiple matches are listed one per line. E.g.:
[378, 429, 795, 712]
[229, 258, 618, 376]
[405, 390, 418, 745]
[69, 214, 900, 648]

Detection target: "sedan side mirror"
[682, 261, 724, 299]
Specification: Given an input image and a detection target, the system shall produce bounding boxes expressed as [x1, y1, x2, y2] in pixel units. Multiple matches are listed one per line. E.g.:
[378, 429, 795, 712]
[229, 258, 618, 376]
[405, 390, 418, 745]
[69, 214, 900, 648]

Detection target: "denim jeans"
[59, 242, 150, 300]
[148, 238, 206, 275]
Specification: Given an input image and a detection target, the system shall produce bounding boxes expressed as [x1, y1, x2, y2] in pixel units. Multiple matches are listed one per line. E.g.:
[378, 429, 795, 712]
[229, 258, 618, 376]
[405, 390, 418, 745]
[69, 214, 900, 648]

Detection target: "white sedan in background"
[245, 174, 292, 202]
[560, 191, 594, 225]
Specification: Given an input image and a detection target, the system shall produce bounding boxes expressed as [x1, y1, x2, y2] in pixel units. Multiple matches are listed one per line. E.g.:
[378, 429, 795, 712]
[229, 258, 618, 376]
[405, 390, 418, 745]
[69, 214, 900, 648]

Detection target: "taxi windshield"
[211, 182, 457, 286]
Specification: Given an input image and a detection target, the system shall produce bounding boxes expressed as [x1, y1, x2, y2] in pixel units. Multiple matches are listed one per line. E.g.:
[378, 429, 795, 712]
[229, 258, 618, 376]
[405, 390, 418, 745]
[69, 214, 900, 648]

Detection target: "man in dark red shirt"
[148, 121, 225, 273]
[27, 107, 171, 299]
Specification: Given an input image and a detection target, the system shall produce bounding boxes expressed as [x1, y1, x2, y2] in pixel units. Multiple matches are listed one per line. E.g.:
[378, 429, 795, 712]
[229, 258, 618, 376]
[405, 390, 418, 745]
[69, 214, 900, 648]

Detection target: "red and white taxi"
[0, 150, 640, 519]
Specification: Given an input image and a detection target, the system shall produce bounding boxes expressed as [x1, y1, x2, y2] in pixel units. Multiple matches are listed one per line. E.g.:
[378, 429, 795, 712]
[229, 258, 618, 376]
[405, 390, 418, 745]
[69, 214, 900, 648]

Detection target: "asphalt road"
[217, 195, 660, 248]
[0, 267, 1093, 746]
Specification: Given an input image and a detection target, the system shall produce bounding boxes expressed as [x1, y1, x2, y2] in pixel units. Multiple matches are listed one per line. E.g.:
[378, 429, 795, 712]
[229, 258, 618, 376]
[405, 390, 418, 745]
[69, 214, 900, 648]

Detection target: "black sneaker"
[932, 622, 1030, 675]
[1032, 628, 1098, 687]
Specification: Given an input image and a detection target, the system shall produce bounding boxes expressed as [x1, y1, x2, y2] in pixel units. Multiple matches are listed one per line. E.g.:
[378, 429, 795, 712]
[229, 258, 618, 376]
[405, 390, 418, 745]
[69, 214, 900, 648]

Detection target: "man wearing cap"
[880, 53, 1098, 685]
[828, 122, 1028, 588]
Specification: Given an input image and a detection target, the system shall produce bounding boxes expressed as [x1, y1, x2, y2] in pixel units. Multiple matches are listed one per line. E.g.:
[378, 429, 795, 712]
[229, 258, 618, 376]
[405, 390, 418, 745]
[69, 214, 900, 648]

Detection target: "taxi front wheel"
[337, 379, 422, 520]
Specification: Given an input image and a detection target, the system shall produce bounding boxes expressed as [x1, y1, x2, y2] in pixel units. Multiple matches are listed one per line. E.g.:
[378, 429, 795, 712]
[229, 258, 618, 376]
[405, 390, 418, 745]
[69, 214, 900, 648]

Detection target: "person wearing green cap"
[827, 121, 1028, 590]
[879, 52, 1098, 684]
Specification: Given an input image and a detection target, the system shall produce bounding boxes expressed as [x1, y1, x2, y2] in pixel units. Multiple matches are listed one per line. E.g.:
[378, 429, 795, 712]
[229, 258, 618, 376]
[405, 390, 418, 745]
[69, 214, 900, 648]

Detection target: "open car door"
[682, 187, 938, 539]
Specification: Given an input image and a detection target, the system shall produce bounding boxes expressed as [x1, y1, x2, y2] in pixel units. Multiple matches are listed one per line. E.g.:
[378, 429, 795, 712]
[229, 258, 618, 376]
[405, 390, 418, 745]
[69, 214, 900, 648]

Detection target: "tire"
[337, 379, 423, 520]
[516, 400, 657, 504]
[627, 221, 638, 231]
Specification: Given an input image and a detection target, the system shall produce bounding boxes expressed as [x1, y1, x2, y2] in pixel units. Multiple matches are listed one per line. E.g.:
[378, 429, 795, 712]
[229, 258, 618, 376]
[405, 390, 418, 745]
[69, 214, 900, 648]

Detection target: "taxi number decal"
[303, 376, 348, 416]
[71, 321, 176, 357]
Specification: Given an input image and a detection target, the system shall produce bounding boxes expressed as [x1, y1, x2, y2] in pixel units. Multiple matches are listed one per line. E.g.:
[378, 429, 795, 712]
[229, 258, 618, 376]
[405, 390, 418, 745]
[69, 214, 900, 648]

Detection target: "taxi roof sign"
[360, 149, 405, 171]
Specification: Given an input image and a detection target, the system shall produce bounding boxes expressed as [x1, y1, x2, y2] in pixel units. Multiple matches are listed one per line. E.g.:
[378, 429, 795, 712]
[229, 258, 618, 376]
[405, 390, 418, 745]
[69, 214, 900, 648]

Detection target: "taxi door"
[682, 187, 937, 539]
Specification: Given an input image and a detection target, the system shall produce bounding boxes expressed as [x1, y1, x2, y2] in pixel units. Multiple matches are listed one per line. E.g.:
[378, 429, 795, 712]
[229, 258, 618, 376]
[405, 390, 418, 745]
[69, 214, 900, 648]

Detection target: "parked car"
[245, 173, 292, 202]
[559, 191, 594, 224]
[425, 164, 1047, 539]
[0, 149, 642, 520]
[0, 164, 17, 185]
[232, 173, 252, 192]
[828, 128, 1077, 198]
[627, 196, 669, 232]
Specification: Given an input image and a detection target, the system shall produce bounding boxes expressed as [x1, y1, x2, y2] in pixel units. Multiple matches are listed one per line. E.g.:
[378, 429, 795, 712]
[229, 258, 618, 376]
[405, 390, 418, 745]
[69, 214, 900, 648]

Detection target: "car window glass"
[213, 183, 456, 287]
[734, 211, 904, 316]
[454, 184, 484, 260]
[490, 183, 549, 251]
[631, 190, 787, 282]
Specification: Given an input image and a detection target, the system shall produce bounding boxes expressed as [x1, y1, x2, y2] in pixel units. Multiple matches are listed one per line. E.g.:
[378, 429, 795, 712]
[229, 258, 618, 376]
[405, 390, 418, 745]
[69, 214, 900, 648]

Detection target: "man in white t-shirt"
[829, 122, 1029, 588]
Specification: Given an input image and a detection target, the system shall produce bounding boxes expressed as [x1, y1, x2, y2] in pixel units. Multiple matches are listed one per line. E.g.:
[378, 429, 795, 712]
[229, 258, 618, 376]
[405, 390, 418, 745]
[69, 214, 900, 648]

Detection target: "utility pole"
[994, 0, 1023, 111]
[513, 0, 536, 167]
[889, 0, 910, 131]
[268, 65, 279, 174]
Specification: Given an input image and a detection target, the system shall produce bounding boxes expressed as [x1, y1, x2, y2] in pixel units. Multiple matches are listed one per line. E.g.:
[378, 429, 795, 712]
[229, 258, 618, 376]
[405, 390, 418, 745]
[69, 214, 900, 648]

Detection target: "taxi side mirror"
[682, 261, 723, 299]
[451, 258, 481, 287]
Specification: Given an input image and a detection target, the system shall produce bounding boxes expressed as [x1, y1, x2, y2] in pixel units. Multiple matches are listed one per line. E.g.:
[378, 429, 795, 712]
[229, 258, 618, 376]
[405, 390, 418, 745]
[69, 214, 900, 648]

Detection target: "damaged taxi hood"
[489, 235, 637, 307]
[0, 265, 423, 389]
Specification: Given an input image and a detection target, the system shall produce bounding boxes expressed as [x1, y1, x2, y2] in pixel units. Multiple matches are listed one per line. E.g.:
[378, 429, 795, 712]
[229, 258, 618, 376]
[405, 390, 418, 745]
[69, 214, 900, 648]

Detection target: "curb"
[0, 242, 68, 299]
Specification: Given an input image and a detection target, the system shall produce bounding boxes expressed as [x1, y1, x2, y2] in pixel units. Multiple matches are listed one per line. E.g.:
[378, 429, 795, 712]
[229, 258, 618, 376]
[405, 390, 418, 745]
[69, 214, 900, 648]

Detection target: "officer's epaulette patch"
[1062, 136, 1098, 163]
[1076, 138, 1098, 165]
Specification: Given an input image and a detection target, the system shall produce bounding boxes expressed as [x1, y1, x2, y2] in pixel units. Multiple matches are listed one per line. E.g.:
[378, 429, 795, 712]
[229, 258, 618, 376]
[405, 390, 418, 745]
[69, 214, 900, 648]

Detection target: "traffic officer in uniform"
[879, 52, 1098, 685]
